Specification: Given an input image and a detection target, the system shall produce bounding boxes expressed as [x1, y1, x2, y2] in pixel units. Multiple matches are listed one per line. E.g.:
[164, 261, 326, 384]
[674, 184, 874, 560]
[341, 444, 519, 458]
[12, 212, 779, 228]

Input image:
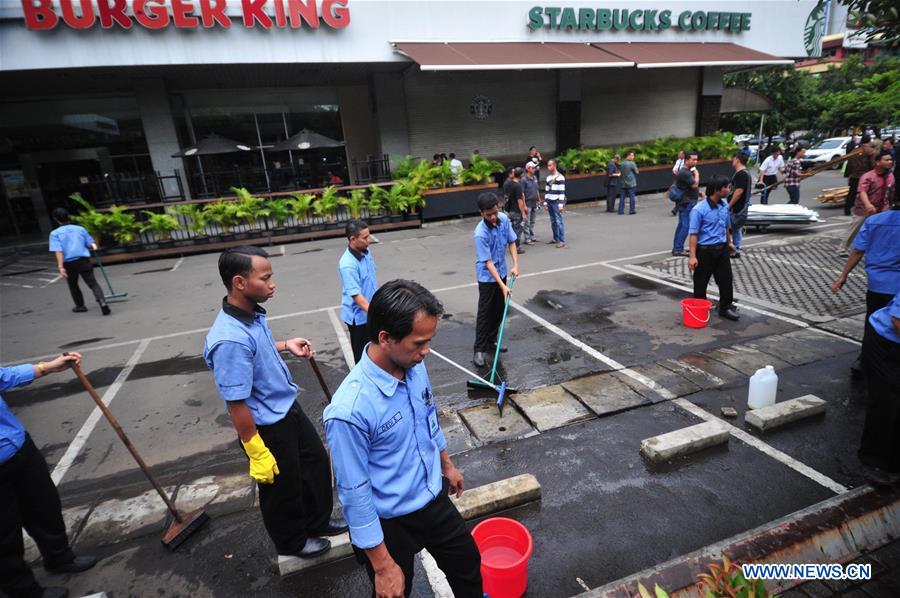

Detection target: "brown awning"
[592, 42, 793, 69]
[392, 42, 633, 71]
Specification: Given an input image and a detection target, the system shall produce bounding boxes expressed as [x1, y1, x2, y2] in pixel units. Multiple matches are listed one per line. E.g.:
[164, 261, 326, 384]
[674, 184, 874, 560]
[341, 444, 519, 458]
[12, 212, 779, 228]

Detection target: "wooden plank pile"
[816, 186, 849, 206]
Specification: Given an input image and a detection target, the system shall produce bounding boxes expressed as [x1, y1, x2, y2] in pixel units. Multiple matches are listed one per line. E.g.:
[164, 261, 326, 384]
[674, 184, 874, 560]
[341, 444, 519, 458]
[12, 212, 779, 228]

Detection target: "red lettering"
[60, 0, 95, 29]
[171, 0, 198, 27]
[287, 0, 317, 28]
[199, 0, 231, 27]
[21, 0, 58, 30]
[241, 0, 272, 27]
[134, 0, 169, 29]
[97, 0, 131, 28]
[273, 0, 286, 27]
[321, 0, 349, 28]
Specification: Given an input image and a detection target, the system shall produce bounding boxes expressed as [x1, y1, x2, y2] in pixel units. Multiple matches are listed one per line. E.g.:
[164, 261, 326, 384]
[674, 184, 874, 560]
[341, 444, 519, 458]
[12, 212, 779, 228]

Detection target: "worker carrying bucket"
[688, 175, 740, 323]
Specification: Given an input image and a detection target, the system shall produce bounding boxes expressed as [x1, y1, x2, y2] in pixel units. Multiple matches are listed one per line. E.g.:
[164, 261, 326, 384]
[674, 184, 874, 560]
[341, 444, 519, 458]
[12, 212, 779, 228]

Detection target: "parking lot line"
[327, 308, 356, 369]
[51, 339, 152, 485]
[170, 257, 185, 272]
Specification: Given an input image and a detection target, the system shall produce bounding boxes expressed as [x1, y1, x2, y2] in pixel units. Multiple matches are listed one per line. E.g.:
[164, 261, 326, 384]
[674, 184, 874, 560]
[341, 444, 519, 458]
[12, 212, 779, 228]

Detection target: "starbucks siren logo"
[804, 1, 826, 57]
[470, 95, 493, 120]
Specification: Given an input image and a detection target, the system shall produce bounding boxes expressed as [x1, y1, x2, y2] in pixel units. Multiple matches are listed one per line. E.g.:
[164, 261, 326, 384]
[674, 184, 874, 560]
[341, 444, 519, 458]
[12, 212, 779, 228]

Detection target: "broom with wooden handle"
[67, 358, 209, 550]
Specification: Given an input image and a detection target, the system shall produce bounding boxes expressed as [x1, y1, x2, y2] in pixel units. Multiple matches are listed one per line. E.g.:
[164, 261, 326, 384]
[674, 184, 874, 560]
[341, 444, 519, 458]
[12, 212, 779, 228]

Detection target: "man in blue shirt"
[472, 193, 519, 367]
[832, 201, 900, 377]
[858, 291, 900, 486]
[324, 279, 481, 598]
[48, 209, 110, 316]
[688, 175, 740, 321]
[204, 246, 346, 560]
[2, 352, 98, 598]
[339, 219, 378, 363]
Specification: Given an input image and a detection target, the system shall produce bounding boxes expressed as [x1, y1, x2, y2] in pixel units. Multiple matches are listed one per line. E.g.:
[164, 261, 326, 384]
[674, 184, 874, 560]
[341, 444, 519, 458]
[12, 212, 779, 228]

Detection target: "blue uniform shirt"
[474, 212, 516, 283]
[853, 210, 900, 295]
[689, 198, 732, 245]
[339, 247, 378, 326]
[323, 350, 448, 549]
[204, 299, 298, 426]
[1, 365, 35, 465]
[49, 224, 94, 262]
[869, 292, 900, 344]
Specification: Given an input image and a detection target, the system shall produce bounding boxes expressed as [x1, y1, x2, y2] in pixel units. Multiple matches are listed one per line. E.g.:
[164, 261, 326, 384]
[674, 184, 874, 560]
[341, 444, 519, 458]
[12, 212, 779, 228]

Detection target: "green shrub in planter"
[461, 153, 504, 185]
[266, 198, 291, 230]
[371, 181, 419, 217]
[340, 189, 368, 220]
[230, 187, 269, 230]
[68, 192, 108, 240]
[203, 201, 240, 233]
[392, 155, 420, 179]
[105, 205, 141, 246]
[140, 210, 181, 242]
[313, 186, 341, 222]
[287, 192, 315, 225]
[173, 204, 209, 238]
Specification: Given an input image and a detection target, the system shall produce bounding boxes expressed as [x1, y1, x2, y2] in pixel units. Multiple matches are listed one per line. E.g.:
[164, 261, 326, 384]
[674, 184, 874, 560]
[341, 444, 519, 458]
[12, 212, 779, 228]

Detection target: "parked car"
[733, 133, 755, 144]
[747, 135, 786, 160]
[800, 136, 852, 169]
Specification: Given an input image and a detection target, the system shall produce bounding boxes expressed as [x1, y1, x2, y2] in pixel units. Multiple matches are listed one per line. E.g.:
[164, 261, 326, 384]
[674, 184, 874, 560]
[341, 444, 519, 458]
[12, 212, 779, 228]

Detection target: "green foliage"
[404, 159, 455, 191]
[392, 155, 420, 179]
[203, 201, 240, 231]
[697, 556, 769, 598]
[340, 189, 368, 219]
[840, 0, 900, 46]
[140, 210, 181, 241]
[369, 181, 420, 215]
[366, 185, 386, 214]
[637, 582, 670, 598]
[68, 192, 107, 240]
[558, 134, 736, 171]
[229, 187, 268, 228]
[461, 153, 505, 185]
[313, 185, 341, 221]
[173, 204, 209, 236]
[556, 147, 613, 173]
[265, 198, 292, 227]
[819, 62, 900, 131]
[104, 205, 141, 245]
[286, 192, 315, 223]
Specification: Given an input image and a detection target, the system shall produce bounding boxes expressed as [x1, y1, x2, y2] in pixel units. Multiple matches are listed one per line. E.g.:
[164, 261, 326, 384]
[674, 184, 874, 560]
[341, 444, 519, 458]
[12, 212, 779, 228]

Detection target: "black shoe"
[294, 537, 331, 559]
[492, 344, 508, 353]
[720, 307, 740, 321]
[516, 247, 526, 254]
[41, 588, 68, 598]
[45, 555, 98, 574]
[473, 352, 486, 367]
[313, 516, 348, 537]
[101, 304, 111, 316]
[72, 306, 87, 313]
[672, 250, 689, 257]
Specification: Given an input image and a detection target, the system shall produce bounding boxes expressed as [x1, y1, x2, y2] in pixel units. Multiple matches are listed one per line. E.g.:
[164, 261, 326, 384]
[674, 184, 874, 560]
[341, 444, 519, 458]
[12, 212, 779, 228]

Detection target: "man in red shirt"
[839, 151, 896, 257]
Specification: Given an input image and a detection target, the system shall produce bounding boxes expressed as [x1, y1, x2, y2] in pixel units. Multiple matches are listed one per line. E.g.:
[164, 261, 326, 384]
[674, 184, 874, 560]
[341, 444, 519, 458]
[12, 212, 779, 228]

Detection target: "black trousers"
[356, 478, 482, 598]
[606, 185, 619, 211]
[866, 290, 892, 319]
[63, 257, 105, 308]
[1, 435, 75, 598]
[846, 177, 859, 216]
[692, 244, 734, 313]
[859, 323, 900, 472]
[347, 322, 368, 364]
[474, 278, 506, 353]
[254, 403, 333, 554]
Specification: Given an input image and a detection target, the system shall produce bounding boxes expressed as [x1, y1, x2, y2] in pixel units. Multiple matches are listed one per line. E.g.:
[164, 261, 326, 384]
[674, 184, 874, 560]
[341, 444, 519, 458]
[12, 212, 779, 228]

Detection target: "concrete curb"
[640, 421, 730, 463]
[278, 473, 541, 577]
[745, 395, 827, 432]
[571, 486, 900, 597]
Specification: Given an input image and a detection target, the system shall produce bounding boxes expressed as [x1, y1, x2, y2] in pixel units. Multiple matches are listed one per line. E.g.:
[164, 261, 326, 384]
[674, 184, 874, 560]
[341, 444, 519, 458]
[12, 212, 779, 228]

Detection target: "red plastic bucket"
[472, 517, 533, 598]
[681, 298, 712, 328]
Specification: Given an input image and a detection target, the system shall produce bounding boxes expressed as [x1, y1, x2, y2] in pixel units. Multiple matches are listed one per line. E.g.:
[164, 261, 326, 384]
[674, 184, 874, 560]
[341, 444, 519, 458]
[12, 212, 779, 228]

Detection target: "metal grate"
[638, 232, 868, 318]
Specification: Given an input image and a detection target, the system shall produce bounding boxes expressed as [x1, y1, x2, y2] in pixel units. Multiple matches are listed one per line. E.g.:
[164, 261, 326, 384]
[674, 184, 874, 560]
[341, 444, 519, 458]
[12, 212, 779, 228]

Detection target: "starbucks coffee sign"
[528, 6, 752, 33]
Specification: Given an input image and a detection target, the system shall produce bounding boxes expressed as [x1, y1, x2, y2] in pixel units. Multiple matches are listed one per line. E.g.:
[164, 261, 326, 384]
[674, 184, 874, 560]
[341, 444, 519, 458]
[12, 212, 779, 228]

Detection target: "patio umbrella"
[270, 128, 345, 151]
[172, 133, 253, 158]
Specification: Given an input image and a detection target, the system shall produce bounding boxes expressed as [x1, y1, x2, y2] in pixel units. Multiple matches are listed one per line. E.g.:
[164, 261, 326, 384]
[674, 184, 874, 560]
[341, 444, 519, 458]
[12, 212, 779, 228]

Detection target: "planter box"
[422, 183, 500, 221]
[562, 160, 734, 203]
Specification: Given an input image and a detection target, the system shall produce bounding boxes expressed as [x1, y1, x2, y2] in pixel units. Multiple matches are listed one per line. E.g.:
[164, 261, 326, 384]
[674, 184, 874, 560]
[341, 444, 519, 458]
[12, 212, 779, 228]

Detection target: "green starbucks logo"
[804, 1, 826, 57]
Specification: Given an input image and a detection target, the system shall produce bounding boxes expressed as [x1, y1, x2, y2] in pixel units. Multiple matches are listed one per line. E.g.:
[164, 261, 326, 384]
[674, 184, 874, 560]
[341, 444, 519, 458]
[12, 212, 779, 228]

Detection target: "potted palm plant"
[140, 210, 181, 249]
[312, 186, 341, 230]
[366, 185, 388, 224]
[173, 204, 210, 244]
[68, 192, 114, 251]
[340, 188, 368, 220]
[286, 192, 315, 233]
[265, 198, 292, 236]
[203, 201, 239, 242]
[105, 205, 142, 251]
[229, 187, 267, 239]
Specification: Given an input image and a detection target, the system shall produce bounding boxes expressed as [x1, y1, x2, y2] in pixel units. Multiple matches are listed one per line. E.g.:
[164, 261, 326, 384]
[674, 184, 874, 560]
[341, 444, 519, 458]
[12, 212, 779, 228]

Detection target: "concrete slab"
[744, 328, 857, 367]
[703, 345, 791, 377]
[511, 385, 594, 432]
[671, 353, 745, 385]
[77, 486, 176, 547]
[628, 363, 701, 399]
[458, 402, 535, 443]
[745, 395, 827, 432]
[815, 317, 865, 343]
[561, 373, 650, 417]
[657, 358, 727, 390]
[278, 532, 354, 577]
[175, 474, 254, 517]
[439, 409, 479, 455]
[640, 421, 730, 464]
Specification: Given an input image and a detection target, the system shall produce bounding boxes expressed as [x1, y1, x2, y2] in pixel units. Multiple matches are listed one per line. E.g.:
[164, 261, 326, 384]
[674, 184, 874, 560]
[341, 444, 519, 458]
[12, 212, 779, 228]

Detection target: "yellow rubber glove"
[241, 433, 280, 484]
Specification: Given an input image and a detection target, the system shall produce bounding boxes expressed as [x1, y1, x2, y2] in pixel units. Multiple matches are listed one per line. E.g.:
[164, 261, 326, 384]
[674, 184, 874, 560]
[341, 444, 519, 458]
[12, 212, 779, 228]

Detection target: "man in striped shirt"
[544, 159, 566, 248]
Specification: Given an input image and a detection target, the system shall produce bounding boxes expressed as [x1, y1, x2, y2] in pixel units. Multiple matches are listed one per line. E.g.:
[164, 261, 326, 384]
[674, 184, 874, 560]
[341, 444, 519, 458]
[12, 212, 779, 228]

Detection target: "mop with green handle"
[90, 249, 128, 299]
[466, 274, 517, 411]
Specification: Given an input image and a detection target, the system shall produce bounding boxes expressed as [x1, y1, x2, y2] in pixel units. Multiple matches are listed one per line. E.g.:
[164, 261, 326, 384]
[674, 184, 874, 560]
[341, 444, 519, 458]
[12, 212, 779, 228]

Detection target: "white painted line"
[429, 348, 495, 389]
[280, 245, 286, 256]
[42, 275, 62, 286]
[170, 257, 185, 272]
[327, 308, 356, 369]
[51, 339, 152, 485]
[0, 282, 34, 288]
[672, 398, 847, 494]
[419, 550, 454, 598]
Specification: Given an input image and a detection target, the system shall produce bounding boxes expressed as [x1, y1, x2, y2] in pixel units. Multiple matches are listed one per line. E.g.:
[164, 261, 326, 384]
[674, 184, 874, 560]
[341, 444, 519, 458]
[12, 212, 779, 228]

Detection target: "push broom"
[90, 250, 128, 300]
[467, 274, 518, 402]
[68, 360, 208, 550]
[431, 349, 509, 416]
